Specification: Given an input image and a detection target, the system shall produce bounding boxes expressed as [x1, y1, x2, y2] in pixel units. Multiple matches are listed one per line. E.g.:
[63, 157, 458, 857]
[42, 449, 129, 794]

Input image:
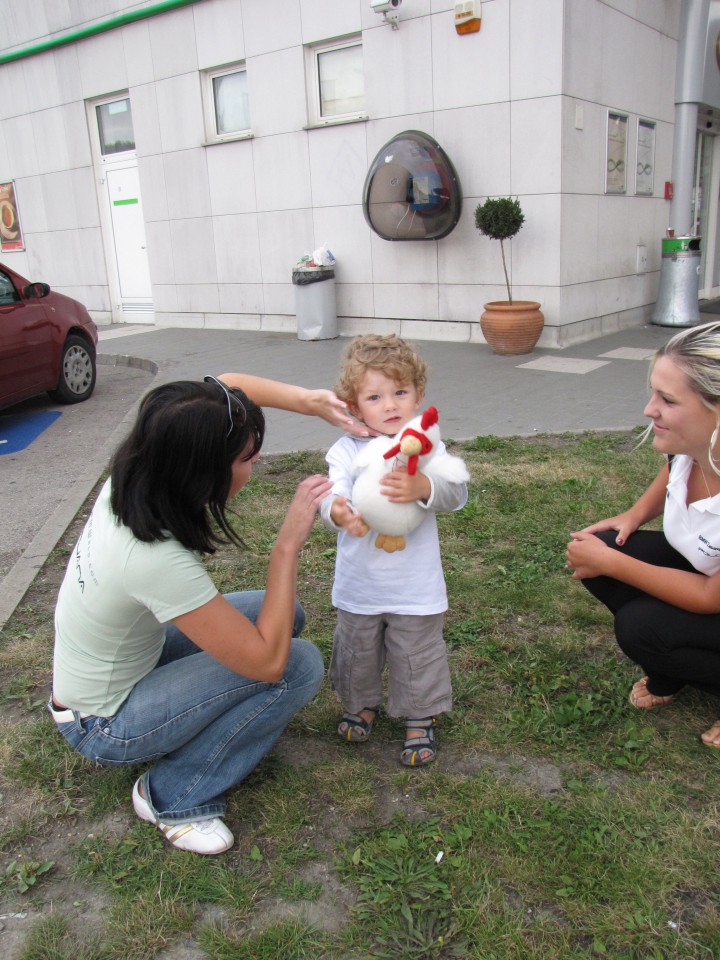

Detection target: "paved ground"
[0, 320, 686, 629]
[96, 323, 672, 444]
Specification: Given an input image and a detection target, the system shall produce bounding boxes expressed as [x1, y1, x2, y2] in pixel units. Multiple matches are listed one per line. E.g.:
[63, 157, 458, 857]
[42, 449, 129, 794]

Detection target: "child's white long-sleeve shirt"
[319, 435, 468, 615]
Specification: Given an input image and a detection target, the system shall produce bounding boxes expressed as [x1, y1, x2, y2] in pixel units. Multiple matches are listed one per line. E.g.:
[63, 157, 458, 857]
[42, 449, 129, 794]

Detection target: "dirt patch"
[252, 860, 355, 934]
[0, 869, 115, 960]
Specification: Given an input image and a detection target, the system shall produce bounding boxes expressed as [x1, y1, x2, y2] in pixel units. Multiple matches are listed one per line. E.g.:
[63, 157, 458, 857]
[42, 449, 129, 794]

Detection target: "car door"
[0, 269, 54, 407]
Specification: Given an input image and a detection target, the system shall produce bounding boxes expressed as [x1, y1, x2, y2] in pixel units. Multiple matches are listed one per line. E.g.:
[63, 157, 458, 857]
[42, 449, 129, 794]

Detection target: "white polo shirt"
[664, 454, 720, 575]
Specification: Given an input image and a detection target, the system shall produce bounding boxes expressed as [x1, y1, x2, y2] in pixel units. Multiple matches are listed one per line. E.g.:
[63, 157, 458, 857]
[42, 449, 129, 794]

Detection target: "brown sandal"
[628, 677, 675, 710]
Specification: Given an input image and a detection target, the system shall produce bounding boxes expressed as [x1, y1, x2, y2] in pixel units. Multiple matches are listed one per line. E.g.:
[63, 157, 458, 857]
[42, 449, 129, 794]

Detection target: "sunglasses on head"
[204, 376, 248, 437]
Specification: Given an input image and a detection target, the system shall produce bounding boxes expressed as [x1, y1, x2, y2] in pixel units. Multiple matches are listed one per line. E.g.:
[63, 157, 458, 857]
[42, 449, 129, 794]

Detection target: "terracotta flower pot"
[480, 300, 544, 356]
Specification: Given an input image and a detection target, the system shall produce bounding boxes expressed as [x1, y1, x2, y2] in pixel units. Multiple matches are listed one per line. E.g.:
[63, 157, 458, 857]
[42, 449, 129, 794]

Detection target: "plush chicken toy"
[350, 406, 470, 553]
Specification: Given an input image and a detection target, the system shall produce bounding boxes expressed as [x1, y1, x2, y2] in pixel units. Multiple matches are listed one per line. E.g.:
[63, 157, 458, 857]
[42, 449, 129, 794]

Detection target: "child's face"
[350, 369, 423, 436]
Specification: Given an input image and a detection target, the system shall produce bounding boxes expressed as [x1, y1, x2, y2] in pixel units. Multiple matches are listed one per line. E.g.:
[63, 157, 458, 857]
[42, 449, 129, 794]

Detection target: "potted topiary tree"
[474, 196, 544, 355]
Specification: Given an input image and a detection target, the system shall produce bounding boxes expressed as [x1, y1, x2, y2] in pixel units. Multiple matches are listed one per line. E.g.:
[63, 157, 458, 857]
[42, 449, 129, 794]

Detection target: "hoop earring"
[710, 424, 720, 474]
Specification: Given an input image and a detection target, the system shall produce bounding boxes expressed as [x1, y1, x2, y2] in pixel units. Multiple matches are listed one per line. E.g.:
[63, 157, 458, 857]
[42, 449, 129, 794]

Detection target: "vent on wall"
[121, 302, 154, 313]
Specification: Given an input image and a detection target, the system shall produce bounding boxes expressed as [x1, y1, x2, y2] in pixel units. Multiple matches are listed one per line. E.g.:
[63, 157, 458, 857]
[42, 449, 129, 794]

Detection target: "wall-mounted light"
[455, 0, 481, 35]
[371, 0, 401, 30]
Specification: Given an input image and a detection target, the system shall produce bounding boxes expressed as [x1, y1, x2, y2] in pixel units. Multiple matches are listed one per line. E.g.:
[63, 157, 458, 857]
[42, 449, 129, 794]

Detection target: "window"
[202, 65, 251, 143]
[306, 37, 365, 127]
[635, 118, 656, 196]
[0, 270, 20, 305]
[606, 110, 628, 195]
[96, 98, 135, 156]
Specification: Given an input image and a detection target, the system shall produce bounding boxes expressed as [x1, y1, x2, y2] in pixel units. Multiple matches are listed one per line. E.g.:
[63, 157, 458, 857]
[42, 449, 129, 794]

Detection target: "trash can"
[652, 235, 702, 328]
[292, 265, 337, 340]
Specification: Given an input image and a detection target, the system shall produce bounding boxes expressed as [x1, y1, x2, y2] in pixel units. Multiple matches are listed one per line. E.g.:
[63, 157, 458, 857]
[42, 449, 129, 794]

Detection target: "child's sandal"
[337, 707, 380, 742]
[400, 717, 437, 767]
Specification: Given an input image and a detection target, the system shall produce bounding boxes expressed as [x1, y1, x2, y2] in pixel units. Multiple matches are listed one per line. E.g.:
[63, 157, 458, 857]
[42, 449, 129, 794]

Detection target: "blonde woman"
[567, 321, 720, 748]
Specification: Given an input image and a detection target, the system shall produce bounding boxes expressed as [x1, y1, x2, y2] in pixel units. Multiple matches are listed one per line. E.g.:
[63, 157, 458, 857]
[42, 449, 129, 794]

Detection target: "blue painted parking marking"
[0, 411, 62, 454]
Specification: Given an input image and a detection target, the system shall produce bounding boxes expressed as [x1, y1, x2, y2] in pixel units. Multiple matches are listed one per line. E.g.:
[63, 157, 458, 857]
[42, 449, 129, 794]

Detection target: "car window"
[0, 271, 21, 306]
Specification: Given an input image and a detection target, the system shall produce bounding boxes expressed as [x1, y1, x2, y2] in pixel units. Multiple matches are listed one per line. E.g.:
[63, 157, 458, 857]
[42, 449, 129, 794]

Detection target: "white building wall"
[557, 0, 680, 343]
[0, 0, 681, 345]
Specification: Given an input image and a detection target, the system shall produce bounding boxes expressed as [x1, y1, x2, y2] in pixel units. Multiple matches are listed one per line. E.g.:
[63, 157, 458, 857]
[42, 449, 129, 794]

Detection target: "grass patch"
[2, 431, 720, 958]
[16, 912, 109, 960]
[197, 919, 334, 960]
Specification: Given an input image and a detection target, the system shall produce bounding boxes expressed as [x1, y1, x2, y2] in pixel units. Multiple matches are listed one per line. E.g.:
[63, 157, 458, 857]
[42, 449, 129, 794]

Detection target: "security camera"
[371, 0, 401, 28]
[370, 0, 401, 14]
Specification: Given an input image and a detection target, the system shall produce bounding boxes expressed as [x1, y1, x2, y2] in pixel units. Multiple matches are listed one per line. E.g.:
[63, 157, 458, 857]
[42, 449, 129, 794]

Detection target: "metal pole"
[670, 103, 699, 236]
[670, 0, 709, 235]
[653, 0, 709, 326]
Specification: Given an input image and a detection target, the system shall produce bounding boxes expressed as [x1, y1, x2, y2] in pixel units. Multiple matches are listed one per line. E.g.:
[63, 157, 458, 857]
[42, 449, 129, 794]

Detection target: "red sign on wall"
[0, 181, 25, 252]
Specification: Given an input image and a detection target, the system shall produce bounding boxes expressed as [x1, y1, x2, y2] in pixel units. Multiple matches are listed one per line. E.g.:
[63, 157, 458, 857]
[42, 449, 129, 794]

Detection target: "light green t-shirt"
[53, 480, 218, 716]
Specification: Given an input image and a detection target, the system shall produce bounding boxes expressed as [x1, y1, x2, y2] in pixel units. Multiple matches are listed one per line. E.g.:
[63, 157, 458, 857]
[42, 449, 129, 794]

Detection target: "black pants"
[581, 530, 720, 698]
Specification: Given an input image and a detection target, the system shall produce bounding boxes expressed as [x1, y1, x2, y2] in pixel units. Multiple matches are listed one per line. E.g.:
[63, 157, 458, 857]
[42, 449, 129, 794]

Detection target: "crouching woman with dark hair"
[49, 375, 348, 854]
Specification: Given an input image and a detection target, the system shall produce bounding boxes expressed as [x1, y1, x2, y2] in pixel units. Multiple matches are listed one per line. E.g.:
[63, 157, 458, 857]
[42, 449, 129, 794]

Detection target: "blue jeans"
[51, 591, 323, 823]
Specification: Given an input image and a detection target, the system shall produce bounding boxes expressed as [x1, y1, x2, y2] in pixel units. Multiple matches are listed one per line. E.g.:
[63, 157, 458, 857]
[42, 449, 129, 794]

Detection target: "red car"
[0, 262, 98, 410]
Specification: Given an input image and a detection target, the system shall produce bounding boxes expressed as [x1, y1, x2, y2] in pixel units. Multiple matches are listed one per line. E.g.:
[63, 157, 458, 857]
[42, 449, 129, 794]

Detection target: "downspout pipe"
[0, 0, 202, 66]
[671, 0, 710, 236]
[652, 0, 709, 326]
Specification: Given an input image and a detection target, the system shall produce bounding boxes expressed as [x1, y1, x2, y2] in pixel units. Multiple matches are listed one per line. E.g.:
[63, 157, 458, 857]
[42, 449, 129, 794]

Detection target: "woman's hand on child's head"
[331, 497, 370, 537]
[305, 389, 380, 438]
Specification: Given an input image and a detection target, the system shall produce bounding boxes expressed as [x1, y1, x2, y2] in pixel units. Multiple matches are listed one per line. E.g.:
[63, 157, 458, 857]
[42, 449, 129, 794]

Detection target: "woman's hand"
[566, 531, 615, 580]
[573, 510, 640, 548]
[304, 389, 379, 438]
[218, 375, 379, 438]
[276, 475, 333, 553]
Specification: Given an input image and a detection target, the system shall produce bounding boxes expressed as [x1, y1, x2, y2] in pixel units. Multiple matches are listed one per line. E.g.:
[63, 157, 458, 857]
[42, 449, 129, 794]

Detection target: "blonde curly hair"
[334, 334, 428, 405]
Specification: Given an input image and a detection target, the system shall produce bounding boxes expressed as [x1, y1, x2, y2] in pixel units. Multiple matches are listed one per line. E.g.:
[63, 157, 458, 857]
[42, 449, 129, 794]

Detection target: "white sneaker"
[132, 779, 234, 855]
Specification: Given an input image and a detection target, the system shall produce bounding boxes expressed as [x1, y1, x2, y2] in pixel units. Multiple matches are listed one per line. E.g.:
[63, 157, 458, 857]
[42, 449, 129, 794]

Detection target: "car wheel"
[48, 334, 97, 404]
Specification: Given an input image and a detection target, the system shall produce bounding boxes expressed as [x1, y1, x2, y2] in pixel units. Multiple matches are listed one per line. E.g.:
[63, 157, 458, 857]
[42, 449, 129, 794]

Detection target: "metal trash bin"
[652, 235, 702, 328]
[292, 265, 337, 340]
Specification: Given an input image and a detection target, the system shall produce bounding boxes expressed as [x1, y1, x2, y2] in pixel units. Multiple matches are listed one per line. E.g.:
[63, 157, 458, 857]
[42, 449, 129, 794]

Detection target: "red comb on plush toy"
[383, 406, 439, 475]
